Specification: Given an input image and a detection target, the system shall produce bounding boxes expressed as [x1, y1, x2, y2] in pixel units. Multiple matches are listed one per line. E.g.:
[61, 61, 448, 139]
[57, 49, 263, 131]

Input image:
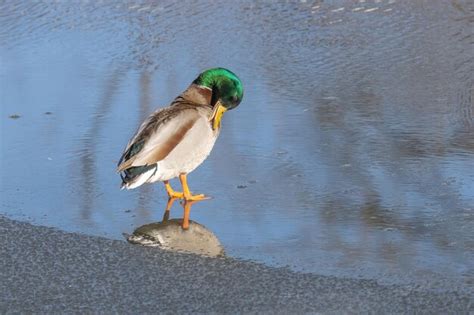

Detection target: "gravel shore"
[0, 216, 472, 313]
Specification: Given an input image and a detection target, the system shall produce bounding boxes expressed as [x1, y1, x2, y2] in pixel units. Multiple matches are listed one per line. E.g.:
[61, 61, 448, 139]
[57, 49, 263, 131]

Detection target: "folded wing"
[117, 106, 201, 173]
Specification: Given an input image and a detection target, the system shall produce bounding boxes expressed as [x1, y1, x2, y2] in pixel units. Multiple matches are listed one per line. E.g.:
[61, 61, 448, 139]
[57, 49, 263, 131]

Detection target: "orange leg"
[182, 201, 192, 229]
[163, 180, 184, 199]
[162, 197, 178, 222]
[181, 200, 202, 229]
[179, 173, 210, 202]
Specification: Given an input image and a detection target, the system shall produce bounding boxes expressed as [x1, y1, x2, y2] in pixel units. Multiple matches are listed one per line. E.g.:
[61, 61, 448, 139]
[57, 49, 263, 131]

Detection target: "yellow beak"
[209, 101, 227, 130]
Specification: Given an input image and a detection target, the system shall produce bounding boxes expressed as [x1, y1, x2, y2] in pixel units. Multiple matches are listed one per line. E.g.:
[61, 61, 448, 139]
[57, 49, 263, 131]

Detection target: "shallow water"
[1, 0, 473, 290]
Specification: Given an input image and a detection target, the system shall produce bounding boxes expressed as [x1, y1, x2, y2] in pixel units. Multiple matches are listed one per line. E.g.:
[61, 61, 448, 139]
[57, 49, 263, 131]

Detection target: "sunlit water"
[1, 0, 473, 291]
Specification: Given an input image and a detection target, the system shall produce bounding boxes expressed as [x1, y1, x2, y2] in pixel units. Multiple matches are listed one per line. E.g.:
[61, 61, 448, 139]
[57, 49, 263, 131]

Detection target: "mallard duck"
[117, 68, 243, 201]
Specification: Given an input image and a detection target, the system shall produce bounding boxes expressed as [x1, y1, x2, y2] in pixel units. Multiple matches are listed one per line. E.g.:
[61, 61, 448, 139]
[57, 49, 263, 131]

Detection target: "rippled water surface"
[1, 0, 473, 290]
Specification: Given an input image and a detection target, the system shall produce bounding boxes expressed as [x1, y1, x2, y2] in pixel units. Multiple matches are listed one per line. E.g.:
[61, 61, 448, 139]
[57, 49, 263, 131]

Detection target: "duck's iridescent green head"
[193, 68, 243, 110]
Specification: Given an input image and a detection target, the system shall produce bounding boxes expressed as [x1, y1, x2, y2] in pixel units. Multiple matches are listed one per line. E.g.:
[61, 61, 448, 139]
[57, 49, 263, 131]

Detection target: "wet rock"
[127, 219, 224, 257]
[9, 114, 20, 119]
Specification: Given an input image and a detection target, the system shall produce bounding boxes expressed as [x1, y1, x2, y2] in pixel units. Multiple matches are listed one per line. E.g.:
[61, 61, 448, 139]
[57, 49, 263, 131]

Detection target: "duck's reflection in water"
[126, 198, 224, 257]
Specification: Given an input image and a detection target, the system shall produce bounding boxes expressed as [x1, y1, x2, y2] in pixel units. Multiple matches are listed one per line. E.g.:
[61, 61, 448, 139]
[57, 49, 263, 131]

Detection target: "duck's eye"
[231, 95, 238, 103]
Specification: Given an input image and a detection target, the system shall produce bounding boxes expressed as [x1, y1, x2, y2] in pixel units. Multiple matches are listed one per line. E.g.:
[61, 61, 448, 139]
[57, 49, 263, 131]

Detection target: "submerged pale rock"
[127, 219, 224, 258]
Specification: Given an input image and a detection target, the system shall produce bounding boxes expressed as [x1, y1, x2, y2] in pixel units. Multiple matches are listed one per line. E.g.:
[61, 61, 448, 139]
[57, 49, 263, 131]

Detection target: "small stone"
[44, 111, 53, 115]
[9, 114, 20, 119]
[237, 185, 247, 189]
[125, 209, 131, 213]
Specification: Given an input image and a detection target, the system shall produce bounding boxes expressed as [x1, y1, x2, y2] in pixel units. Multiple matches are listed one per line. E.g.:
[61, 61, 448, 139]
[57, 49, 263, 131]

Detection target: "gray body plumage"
[118, 85, 219, 189]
